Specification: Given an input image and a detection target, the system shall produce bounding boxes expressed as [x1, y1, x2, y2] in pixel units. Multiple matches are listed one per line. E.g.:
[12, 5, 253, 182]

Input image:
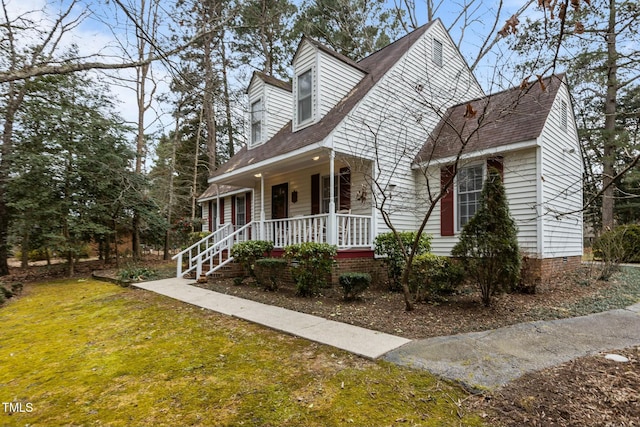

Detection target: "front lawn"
[0, 280, 484, 426]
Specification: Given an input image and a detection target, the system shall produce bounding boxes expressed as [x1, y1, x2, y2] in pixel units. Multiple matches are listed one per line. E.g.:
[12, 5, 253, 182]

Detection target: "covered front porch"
[182, 148, 377, 278]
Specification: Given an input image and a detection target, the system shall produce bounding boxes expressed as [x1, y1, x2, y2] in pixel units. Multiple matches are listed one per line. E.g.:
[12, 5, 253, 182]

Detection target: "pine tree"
[452, 167, 521, 306]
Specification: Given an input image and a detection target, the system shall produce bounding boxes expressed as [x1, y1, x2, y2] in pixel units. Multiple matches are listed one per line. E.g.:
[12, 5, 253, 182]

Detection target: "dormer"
[246, 72, 292, 149]
[292, 37, 367, 132]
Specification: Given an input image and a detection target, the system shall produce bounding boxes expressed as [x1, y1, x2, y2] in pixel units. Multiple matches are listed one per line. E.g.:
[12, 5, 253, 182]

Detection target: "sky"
[3, 0, 547, 158]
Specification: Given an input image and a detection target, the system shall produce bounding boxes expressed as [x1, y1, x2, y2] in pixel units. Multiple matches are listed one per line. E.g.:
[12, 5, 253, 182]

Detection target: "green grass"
[0, 279, 485, 426]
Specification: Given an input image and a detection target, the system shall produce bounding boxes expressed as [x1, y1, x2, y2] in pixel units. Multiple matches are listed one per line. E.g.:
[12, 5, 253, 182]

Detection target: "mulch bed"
[470, 346, 639, 426]
[195, 265, 624, 340]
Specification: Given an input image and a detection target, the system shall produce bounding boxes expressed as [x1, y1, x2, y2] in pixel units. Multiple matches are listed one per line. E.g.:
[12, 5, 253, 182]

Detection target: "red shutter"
[487, 156, 504, 181]
[339, 167, 351, 210]
[219, 199, 225, 224]
[440, 166, 455, 236]
[231, 195, 236, 226]
[311, 174, 320, 214]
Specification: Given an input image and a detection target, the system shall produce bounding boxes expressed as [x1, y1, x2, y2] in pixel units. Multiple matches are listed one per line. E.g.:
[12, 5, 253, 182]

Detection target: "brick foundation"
[521, 255, 582, 285]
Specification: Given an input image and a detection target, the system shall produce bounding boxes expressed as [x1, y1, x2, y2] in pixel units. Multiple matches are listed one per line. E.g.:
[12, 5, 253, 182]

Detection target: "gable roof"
[413, 74, 565, 165]
[292, 36, 368, 74]
[210, 21, 435, 180]
[246, 71, 292, 94]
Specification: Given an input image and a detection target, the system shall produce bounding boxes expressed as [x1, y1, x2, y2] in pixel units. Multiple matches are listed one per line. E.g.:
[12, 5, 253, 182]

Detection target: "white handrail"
[172, 224, 231, 278]
[193, 221, 255, 278]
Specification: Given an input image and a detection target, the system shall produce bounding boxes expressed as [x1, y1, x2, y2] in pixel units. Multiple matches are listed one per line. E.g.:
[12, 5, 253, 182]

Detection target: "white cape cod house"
[180, 19, 582, 282]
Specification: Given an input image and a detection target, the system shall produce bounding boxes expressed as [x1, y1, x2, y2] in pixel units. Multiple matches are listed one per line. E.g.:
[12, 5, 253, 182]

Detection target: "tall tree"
[506, 0, 640, 231]
[8, 72, 137, 275]
[295, 0, 401, 60]
[235, 0, 299, 79]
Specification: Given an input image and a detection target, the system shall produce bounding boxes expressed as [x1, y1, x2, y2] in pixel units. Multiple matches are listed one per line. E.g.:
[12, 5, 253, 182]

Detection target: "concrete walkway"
[384, 303, 640, 391]
[133, 278, 410, 359]
[133, 277, 640, 391]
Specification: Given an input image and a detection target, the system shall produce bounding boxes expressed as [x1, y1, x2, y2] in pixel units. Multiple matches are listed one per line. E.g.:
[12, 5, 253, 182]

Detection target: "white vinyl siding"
[247, 75, 293, 148]
[540, 84, 582, 257]
[317, 50, 365, 117]
[423, 149, 540, 256]
[332, 20, 484, 235]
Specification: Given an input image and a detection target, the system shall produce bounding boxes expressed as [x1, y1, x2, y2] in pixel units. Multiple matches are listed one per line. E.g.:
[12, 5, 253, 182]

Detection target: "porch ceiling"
[210, 147, 367, 187]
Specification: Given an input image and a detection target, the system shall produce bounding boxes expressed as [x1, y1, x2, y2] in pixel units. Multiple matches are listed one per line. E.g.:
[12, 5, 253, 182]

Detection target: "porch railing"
[174, 214, 373, 277]
[262, 213, 372, 249]
[263, 214, 328, 248]
[336, 213, 372, 248]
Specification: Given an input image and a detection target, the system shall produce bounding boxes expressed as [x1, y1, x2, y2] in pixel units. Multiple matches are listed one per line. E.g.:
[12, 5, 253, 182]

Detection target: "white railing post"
[176, 253, 183, 278]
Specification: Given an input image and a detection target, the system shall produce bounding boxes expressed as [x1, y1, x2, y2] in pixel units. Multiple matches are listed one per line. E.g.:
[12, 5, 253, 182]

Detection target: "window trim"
[250, 98, 263, 146]
[296, 68, 314, 126]
[235, 194, 246, 227]
[455, 163, 485, 231]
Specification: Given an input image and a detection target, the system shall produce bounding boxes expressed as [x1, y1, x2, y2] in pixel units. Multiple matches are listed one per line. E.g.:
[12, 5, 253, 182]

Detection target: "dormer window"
[297, 69, 313, 124]
[251, 99, 263, 145]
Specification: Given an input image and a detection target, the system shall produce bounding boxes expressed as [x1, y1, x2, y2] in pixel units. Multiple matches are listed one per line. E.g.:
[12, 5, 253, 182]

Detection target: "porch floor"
[133, 278, 410, 359]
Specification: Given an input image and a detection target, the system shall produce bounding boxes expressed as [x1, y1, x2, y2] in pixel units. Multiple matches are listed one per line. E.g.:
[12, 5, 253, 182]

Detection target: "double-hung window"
[457, 164, 483, 229]
[251, 99, 262, 145]
[297, 69, 312, 124]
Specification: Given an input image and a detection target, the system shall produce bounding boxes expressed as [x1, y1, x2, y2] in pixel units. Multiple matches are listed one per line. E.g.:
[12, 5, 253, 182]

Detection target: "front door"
[271, 183, 288, 219]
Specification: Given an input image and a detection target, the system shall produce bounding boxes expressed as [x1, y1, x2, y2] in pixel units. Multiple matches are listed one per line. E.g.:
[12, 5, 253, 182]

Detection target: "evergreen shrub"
[230, 240, 274, 283]
[409, 253, 464, 301]
[254, 258, 287, 291]
[374, 231, 431, 291]
[452, 167, 521, 306]
[284, 242, 337, 297]
[339, 272, 371, 300]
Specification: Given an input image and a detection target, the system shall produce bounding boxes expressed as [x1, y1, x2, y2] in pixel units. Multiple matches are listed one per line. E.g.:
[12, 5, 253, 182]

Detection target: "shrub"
[11, 283, 23, 295]
[409, 253, 464, 301]
[374, 231, 431, 291]
[284, 242, 337, 297]
[594, 224, 640, 263]
[254, 258, 288, 291]
[117, 265, 158, 283]
[339, 272, 371, 301]
[230, 240, 274, 283]
[0, 284, 12, 300]
[452, 168, 520, 306]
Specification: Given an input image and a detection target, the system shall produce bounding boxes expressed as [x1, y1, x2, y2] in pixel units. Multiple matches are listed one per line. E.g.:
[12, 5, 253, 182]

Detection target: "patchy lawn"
[0, 279, 485, 427]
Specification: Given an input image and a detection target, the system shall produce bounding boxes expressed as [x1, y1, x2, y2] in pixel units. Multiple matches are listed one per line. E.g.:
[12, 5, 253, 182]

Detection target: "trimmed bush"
[374, 231, 431, 291]
[117, 265, 158, 283]
[339, 272, 371, 301]
[0, 284, 12, 300]
[254, 258, 287, 291]
[230, 240, 274, 283]
[452, 167, 520, 306]
[409, 253, 464, 301]
[284, 242, 337, 297]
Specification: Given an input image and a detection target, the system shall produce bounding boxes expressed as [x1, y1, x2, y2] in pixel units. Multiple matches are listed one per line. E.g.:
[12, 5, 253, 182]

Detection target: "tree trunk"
[601, 0, 618, 231]
[21, 227, 29, 268]
[220, 30, 235, 159]
[203, 32, 217, 176]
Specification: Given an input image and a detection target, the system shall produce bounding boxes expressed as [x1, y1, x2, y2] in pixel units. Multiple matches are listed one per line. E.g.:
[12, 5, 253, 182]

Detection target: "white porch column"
[216, 185, 220, 231]
[260, 174, 265, 240]
[327, 150, 337, 245]
[370, 160, 377, 249]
